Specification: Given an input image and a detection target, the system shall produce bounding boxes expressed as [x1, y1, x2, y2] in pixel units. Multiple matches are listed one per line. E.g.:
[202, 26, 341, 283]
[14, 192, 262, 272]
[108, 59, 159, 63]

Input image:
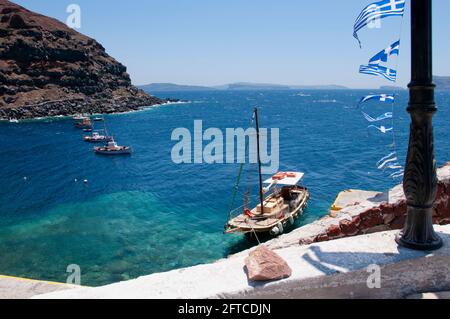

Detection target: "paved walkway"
[0, 275, 75, 299]
[33, 225, 450, 299]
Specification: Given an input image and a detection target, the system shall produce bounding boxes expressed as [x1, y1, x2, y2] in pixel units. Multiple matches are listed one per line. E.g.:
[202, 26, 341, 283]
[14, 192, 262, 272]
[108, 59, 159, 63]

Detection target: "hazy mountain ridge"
[140, 82, 349, 92]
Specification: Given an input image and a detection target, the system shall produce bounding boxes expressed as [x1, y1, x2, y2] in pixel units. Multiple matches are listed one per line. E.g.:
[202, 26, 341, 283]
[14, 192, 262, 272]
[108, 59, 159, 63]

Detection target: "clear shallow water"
[1, 90, 449, 286]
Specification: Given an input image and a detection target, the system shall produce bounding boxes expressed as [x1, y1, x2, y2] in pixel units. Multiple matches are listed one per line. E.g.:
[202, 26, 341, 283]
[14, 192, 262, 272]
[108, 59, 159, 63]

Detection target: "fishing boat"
[93, 117, 104, 122]
[83, 131, 113, 143]
[9, 118, 19, 123]
[94, 139, 132, 155]
[224, 108, 310, 238]
[75, 117, 93, 130]
[73, 114, 86, 121]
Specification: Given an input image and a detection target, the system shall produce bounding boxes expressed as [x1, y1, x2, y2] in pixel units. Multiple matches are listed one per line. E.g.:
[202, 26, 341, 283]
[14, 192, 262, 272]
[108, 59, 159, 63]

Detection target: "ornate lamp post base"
[395, 208, 443, 251]
[396, 0, 443, 251]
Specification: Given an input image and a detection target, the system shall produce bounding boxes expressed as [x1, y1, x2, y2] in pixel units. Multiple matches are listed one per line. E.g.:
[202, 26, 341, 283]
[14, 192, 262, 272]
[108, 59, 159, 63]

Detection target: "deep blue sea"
[1, 90, 449, 286]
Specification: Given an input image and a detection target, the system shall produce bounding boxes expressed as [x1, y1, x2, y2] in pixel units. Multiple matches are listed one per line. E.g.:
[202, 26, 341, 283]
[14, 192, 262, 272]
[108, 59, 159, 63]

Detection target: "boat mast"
[254, 107, 265, 215]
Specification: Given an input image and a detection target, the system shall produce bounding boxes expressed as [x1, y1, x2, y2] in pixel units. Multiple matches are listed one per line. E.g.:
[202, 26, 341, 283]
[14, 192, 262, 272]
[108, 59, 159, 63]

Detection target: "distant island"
[435, 76, 450, 91]
[379, 86, 406, 91]
[141, 79, 450, 93]
[379, 77, 450, 91]
[0, 0, 168, 120]
[139, 82, 349, 92]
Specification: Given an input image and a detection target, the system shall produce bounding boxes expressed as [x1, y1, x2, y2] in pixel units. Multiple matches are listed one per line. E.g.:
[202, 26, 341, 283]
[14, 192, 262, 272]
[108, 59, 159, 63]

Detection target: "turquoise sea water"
[1, 90, 450, 286]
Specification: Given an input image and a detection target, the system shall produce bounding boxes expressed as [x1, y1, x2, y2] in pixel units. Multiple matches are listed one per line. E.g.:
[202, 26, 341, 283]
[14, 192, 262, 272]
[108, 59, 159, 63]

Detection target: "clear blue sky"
[12, 0, 450, 88]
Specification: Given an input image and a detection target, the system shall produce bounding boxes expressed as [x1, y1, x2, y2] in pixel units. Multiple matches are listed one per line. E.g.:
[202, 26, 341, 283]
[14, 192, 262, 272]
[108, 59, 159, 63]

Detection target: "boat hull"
[84, 137, 113, 143]
[94, 148, 132, 155]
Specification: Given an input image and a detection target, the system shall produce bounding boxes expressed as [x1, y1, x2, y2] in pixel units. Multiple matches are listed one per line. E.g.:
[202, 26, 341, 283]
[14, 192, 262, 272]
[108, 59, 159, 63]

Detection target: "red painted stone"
[360, 208, 383, 228]
[315, 233, 329, 243]
[380, 203, 395, 216]
[390, 215, 406, 230]
[352, 215, 361, 227]
[393, 201, 407, 217]
[339, 219, 358, 236]
[436, 195, 450, 219]
[326, 225, 342, 238]
[383, 213, 396, 225]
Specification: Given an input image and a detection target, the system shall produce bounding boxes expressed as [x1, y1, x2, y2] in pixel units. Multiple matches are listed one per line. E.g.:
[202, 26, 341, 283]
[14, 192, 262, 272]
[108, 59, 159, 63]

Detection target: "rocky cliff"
[0, 0, 165, 119]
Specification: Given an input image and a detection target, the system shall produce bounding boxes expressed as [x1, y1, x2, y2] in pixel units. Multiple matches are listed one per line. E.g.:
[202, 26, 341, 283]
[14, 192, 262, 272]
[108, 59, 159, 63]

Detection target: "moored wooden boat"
[224, 108, 310, 238]
[225, 173, 309, 237]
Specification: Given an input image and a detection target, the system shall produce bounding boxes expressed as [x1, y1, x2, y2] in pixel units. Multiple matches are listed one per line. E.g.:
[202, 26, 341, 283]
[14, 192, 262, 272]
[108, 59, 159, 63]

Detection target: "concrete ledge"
[0, 275, 76, 299]
[34, 225, 450, 299]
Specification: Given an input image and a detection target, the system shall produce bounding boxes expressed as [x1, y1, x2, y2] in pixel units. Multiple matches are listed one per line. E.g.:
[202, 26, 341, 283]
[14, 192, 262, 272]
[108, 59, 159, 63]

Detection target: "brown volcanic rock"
[0, 0, 165, 119]
[245, 246, 292, 282]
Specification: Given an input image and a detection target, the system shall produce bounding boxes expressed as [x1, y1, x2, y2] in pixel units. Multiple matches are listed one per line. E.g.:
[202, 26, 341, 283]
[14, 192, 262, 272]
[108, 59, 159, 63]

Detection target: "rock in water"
[244, 246, 292, 282]
[0, 0, 167, 120]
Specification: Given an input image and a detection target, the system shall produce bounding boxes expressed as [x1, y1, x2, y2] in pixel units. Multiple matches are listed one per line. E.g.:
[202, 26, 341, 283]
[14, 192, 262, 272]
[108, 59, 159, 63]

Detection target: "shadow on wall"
[302, 232, 450, 275]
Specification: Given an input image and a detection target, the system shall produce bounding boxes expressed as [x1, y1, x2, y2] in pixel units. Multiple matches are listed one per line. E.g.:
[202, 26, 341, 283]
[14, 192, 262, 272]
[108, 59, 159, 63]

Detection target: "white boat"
[9, 118, 19, 123]
[73, 114, 86, 121]
[83, 132, 113, 143]
[94, 139, 132, 155]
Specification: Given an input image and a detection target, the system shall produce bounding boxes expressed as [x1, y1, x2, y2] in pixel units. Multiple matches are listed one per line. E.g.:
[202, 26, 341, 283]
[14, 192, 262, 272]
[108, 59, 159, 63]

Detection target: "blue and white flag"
[368, 125, 393, 134]
[359, 94, 395, 105]
[369, 40, 400, 65]
[390, 170, 404, 179]
[377, 152, 398, 169]
[353, 0, 406, 47]
[360, 64, 397, 82]
[362, 111, 393, 122]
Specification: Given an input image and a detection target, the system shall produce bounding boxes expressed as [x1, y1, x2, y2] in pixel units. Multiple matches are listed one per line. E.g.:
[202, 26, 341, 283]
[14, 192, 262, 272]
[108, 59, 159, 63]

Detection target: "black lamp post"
[395, 0, 443, 250]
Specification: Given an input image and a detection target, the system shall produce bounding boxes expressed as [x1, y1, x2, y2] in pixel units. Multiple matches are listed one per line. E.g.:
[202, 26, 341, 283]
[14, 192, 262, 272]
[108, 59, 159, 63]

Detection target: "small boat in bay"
[75, 117, 93, 130]
[224, 108, 310, 239]
[94, 139, 132, 155]
[73, 114, 87, 121]
[9, 118, 19, 123]
[83, 131, 113, 143]
[93, 117, 104, 122]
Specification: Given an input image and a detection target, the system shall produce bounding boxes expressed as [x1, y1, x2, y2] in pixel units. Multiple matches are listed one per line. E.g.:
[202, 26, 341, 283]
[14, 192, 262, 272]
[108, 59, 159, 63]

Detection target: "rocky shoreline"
[0, 93, 179, 120]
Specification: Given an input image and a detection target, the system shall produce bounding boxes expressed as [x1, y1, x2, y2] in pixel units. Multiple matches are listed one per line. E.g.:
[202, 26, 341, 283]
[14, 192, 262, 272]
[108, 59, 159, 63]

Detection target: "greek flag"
[360, 65, 397, 82]
[390, 170, 404, 179]
[362, 112, 393, 122]
[368, 125, 393, 134]
[369, 40, 400, 65]
[359, 94, 395, 105]
[353, 0, 406, 47]
[377, 152, 398, 169]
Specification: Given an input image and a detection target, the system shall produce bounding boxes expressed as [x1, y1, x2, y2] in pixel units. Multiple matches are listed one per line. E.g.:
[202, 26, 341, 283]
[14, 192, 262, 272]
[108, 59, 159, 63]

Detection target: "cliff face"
[0, 0, 164, 119]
